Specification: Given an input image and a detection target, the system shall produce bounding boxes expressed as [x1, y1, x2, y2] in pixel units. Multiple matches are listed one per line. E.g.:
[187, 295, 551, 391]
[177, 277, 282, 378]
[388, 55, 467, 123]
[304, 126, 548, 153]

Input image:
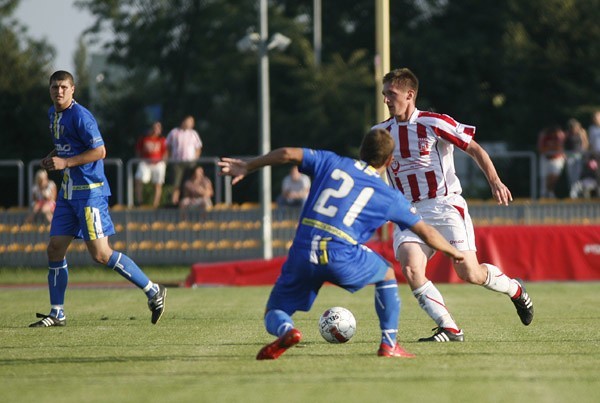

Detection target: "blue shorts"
[266, 242, 392, 315]
[50, 197, 115, 240]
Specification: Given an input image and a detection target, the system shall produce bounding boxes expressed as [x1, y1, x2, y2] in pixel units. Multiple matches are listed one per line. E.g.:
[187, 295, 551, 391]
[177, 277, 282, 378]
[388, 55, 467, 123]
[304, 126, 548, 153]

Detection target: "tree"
[0, 0, 54, 161]
[0, 0, 56, 206]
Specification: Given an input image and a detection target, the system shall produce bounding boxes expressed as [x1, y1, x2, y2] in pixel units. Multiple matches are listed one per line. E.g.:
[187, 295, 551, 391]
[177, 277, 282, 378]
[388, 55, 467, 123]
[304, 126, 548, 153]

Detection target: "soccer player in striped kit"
[372, 68, 534, 342]
[29, 71, 167, 328]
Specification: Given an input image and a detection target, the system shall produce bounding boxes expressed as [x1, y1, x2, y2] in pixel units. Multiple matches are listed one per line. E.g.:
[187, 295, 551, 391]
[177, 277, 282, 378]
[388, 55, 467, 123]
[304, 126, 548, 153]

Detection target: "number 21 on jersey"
[313, 168, 374, 226]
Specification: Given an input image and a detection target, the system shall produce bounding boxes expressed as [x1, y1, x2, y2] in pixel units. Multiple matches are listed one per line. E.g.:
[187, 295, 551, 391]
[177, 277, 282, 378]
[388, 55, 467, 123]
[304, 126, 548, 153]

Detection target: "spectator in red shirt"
[134, 121, 167, 207]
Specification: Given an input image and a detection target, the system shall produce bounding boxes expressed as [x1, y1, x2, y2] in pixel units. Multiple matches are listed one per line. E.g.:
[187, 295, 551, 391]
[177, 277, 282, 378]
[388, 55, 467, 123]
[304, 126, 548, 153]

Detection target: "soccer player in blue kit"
[218, 128, 465, 360]
[29, 71, 167, 327]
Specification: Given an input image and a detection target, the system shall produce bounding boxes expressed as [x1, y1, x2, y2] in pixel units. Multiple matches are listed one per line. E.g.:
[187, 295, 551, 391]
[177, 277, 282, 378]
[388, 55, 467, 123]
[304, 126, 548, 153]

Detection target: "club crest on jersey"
[390, 159, 401, 173]
[418, 137, 430, 155]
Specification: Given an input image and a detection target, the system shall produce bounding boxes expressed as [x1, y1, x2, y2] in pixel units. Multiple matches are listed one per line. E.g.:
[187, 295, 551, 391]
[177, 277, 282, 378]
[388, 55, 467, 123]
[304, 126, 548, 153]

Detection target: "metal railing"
[2, 150, 598, 209]
[0, 160, 25, 207]
[125, 157, 226, 207]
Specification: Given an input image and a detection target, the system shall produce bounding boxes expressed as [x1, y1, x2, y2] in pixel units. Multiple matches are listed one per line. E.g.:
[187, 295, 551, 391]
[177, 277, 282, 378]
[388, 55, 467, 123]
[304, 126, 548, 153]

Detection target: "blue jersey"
[294, 149, 420, 247]
[48, 101, 111, 200]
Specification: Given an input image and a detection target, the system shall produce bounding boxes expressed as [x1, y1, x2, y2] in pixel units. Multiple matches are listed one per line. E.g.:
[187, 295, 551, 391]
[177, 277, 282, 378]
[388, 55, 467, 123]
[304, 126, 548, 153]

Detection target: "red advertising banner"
[186, 226, 600, 287]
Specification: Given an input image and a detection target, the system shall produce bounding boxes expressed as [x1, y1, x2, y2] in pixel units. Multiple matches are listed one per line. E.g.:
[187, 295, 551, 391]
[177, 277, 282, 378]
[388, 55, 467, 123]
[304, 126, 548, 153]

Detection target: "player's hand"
[41, 156, 67, 171]
[490, 180, 512, 206]
[445, 250, 465, 264]
[218, 158, 248, 185]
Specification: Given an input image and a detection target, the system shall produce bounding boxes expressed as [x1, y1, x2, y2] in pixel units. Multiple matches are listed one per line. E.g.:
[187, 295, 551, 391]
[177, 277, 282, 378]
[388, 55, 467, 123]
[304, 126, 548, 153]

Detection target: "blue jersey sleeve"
[386, 192, 421, 230]
[75, 108, 104, 149]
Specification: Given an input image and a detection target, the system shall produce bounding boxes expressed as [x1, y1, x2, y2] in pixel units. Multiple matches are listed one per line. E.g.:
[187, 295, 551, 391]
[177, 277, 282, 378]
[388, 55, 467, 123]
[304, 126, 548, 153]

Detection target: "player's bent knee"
[89, 250, 113, 265]
[383, 267, 396, 281]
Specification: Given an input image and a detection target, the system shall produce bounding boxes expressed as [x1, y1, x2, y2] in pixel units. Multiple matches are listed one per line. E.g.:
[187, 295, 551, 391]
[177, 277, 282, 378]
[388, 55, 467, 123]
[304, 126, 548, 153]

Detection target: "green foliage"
[3, 0, 600, 201]
[74, 0, 380, 163]
[1, 281, 599, 402]
[0, 4, 54, 160]
[396, 0, 600, 148]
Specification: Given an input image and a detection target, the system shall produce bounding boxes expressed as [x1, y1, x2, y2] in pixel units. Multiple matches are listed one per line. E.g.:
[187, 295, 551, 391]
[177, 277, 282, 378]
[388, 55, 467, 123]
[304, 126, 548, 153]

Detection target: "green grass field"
[1, 267, 599, 403]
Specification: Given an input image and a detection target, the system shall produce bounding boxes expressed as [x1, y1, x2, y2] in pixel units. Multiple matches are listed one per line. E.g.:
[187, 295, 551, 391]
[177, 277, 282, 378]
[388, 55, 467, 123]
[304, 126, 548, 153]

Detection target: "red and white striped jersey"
[372, 108, 475, 202]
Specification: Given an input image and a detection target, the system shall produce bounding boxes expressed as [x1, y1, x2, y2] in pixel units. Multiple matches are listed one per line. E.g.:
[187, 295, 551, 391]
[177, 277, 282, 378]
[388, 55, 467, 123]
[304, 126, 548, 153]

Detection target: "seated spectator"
[178, 166, 214, 211]
[277, 165, 311, 207]
[134, 121, 167, 207]
[569, 155, 600, 199]
[25, 169, 57, 224]
[537, 126, 566, 198]
[564, 118, 589, 190]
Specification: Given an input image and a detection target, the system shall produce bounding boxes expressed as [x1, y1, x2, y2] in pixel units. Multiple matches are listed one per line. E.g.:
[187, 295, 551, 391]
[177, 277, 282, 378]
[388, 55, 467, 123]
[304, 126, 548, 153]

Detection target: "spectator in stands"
[588, 110, 600, 155]
[25, 169, 57, 224]
[569, 154, 600, 199]
[178, 165, 214, 211]
[165, 115, 203, 206]
[537, 126, 566, 198]
[134, 121, 167, 207]
[277, 165, 311, 207]
[564, 118, 589, 191]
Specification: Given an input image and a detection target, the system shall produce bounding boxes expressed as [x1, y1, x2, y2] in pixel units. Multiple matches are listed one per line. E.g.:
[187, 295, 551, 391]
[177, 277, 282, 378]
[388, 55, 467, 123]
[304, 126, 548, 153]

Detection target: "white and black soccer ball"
[318, 306, 356, 343]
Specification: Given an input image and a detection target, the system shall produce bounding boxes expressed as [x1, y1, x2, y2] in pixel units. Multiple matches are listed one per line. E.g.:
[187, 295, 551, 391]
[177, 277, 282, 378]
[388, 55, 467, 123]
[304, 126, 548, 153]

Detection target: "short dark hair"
[383, 68, 419, 95]
[49, 70, 75, 86]
[359, 128, 394, 168]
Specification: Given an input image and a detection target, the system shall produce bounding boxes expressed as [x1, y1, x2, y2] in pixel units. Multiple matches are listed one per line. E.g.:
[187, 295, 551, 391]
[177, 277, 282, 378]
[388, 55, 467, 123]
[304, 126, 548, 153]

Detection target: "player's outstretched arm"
[464, 140, 513, 206]
[219, 147, 303, 185]
[410, 221, 464, 263]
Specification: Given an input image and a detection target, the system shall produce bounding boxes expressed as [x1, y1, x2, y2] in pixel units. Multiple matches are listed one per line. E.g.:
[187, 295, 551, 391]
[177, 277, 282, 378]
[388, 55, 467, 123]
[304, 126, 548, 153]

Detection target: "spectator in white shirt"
[165, 115, 203, 205]
[277, 165, 311, 207]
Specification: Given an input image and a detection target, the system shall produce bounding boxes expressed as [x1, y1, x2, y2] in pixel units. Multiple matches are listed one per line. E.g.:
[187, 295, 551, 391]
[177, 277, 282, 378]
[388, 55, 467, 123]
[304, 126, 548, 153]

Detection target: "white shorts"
[135, 161, 166, 185]
[393, 194, 477, 260]
[540, 156, 565, 177]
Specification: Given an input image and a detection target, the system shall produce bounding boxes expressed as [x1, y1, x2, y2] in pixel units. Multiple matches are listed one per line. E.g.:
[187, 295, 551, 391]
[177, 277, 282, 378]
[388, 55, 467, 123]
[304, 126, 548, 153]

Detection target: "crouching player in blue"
[29, 70, 166, 328]
[218, 128, 465, 360]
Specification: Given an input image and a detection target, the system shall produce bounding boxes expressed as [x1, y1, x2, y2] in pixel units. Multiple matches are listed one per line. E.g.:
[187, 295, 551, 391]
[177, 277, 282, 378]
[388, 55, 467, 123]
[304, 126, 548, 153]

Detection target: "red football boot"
[256, 328, 303, 360]
[377, 342, 416, 358]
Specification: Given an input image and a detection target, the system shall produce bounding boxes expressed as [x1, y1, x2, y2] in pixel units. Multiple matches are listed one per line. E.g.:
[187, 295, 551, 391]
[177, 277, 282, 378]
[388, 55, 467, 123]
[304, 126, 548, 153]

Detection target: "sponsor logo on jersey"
[55, 143, 71, 153]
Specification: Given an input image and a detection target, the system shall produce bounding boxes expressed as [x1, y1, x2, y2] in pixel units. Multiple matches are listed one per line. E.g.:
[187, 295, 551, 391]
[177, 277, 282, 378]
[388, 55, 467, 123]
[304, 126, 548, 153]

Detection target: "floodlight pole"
[375, 0, 390, 241]
[259, 0, 273, 259]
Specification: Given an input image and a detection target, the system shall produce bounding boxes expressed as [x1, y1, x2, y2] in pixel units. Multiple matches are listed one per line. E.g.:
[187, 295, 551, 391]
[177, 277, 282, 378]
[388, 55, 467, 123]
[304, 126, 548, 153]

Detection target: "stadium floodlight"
[237, 0, 292, 260]
[267, 33, 291, 52]
[236, 32, 261, 53]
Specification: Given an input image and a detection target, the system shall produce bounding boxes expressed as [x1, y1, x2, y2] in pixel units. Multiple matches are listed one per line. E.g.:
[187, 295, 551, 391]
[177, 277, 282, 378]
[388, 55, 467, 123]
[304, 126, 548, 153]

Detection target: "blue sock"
[48, 260, 68, 319]
[264, 309, 294, 337]
[375, 279, 400, 347]
[107, 251, 157, 298]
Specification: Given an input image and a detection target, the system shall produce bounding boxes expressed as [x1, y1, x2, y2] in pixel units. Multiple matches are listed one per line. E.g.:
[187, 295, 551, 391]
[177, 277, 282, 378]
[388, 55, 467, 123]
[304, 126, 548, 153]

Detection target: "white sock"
[413, 281, 459, 331]
[482, 263, 519, 297]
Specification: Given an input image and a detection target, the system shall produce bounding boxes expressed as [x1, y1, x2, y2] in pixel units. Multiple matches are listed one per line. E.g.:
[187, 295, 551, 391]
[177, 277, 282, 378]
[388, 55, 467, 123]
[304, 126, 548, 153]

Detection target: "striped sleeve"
[418, 111, 475, 150]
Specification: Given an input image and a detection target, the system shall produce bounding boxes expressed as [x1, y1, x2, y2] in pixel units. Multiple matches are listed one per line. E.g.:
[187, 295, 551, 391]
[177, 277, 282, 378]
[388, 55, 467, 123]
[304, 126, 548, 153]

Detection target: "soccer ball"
[318, 306, 356, 343]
